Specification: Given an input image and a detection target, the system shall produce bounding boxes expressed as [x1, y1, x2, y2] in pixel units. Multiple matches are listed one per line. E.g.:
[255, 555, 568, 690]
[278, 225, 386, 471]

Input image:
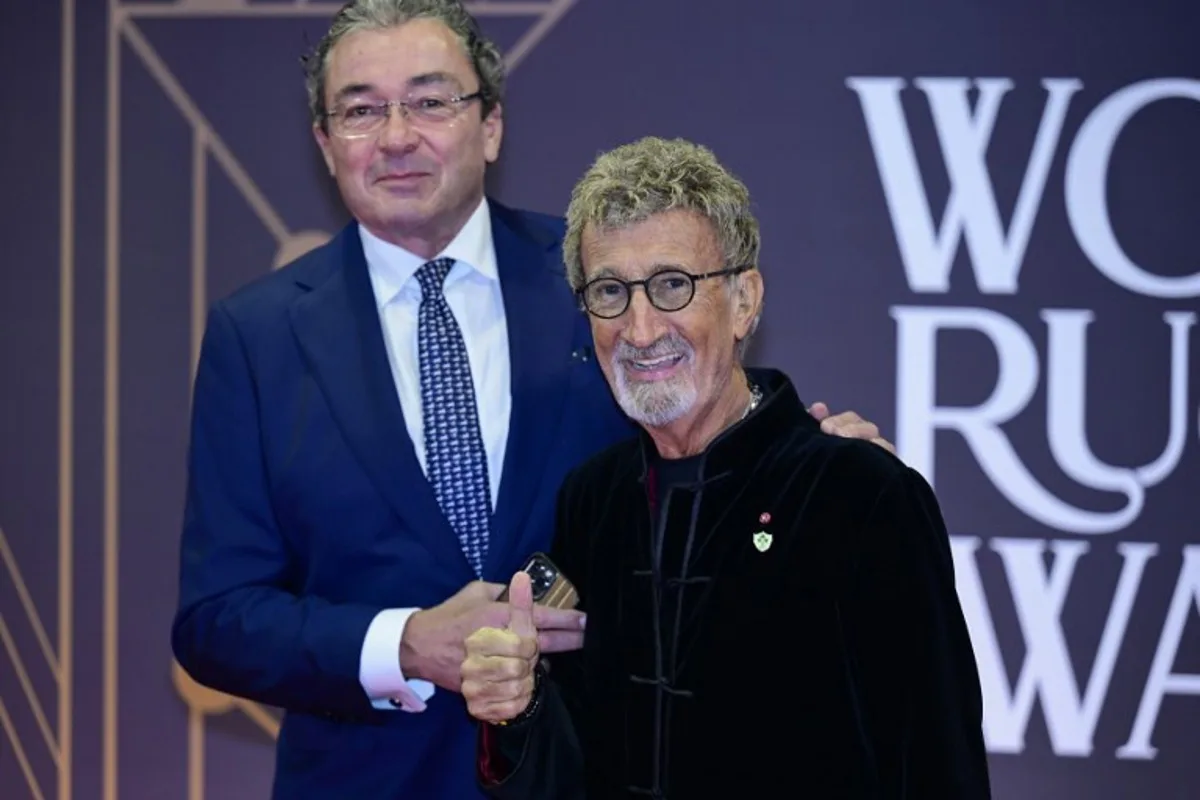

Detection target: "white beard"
[613, 368, 698, 427]
[610, 333, 698, 427]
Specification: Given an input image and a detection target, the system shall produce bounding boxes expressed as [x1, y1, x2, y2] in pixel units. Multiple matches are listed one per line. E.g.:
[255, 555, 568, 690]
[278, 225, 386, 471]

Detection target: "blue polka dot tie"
[416, 258, 491, 577]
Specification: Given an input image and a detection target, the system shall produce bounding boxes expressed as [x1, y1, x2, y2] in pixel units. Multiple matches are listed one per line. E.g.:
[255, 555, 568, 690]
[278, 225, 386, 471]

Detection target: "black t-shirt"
[652, 451, 704, 490]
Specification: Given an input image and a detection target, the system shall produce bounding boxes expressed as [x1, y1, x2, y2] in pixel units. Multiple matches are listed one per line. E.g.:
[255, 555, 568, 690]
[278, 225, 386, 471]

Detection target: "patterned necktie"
[415, 257, 492, 577]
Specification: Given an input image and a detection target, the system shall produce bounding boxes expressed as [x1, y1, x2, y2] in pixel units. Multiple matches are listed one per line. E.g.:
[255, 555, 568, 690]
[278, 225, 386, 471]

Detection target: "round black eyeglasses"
[578, 265, 753, 319]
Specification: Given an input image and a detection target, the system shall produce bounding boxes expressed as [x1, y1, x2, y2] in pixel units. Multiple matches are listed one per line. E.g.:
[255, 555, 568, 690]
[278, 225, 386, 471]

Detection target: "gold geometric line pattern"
[103, 1, 585, 797]
[121, 21, 291, 245]
[103, 0, 122, 796]
[240, 703, 281, 735]
[171, 663, 282, 738]
[0, 530, 59, 676]
[3, 1, 76, 799]
[57, 0, 75, 798]
[503, 0, 577, 72]
[0, 614, 60, 765]
[188, 707, 204, 800]
[0, 697, 46, 800]
[0, 526, 62, 791]
[172, 661, 284, 800]
[118, 0, 574, 19]
[192, 129, 208, 381]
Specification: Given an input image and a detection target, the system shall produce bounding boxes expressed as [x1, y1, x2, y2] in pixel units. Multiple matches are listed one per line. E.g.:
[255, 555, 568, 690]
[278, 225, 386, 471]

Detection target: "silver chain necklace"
[740, 381, 763, 420]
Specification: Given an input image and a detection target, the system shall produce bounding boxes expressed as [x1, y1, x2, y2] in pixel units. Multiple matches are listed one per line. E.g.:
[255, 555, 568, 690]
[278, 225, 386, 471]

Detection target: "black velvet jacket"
[478, 368, 992, 799]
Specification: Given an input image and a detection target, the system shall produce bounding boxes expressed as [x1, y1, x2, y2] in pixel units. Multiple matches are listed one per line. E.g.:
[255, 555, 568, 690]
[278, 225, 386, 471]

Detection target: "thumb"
[808, 401, 829, 421]
[506, 571, 536, 639]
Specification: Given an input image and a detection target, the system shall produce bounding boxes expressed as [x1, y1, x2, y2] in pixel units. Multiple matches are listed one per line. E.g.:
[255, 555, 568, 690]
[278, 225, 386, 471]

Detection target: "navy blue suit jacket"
[171, 201, 636, 798]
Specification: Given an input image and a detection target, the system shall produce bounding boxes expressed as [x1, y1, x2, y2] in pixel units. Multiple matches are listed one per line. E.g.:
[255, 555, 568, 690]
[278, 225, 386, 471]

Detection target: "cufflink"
[389, 696, 428, 713]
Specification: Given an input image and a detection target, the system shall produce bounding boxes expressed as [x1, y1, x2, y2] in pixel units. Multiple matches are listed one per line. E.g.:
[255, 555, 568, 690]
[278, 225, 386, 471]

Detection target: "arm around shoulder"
[849, 466, 993, 798]
[171, 301, 382, 718]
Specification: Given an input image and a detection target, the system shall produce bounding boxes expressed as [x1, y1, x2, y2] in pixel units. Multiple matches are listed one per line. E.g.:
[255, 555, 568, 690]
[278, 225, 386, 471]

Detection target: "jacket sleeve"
[170, 302, 381, 718]
[477, 475, 590, 797]
[476, 672, 586, 799]
[846, 465, 993, 799]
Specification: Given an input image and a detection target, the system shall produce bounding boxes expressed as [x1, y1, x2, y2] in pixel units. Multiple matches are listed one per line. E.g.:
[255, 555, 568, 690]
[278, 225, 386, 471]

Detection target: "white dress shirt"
[356, 197, 511, 712]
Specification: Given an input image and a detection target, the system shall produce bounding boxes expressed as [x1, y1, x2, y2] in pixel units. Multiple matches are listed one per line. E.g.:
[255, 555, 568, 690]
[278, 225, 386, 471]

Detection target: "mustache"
[613, 333, 693, 363]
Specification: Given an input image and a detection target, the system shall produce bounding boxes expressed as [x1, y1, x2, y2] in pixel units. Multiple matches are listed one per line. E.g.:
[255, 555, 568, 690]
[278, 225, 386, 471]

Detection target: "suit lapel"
[487, 205, 579, 575]
[288, 226, 472, 576]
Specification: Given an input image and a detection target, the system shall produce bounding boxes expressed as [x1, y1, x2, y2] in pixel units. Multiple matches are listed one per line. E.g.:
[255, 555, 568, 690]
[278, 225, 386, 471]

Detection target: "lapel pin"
[753, 512, 773, 551]
[754, 512, 773, 551]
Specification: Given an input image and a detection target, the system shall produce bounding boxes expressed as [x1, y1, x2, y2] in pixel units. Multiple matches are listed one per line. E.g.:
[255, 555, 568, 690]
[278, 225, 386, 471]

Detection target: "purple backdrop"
[2, 1, 1197, 798]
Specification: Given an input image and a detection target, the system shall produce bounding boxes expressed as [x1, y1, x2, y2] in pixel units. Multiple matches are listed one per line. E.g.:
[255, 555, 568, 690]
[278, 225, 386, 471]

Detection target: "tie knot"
[416, 257, 456, 297]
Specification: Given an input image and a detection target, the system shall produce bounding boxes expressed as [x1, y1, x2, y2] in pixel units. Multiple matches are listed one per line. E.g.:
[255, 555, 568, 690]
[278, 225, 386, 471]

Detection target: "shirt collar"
[361, 196, 497, 308]
[635, 368, 812, 484]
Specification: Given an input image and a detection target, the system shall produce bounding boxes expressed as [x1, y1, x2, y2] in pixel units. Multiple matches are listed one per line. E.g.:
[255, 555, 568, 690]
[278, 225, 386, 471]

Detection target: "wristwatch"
[493, 660, 547, 728]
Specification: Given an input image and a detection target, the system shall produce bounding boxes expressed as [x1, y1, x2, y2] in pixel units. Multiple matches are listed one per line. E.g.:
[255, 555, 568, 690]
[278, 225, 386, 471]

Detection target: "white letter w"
[846, 77, 1081, 294]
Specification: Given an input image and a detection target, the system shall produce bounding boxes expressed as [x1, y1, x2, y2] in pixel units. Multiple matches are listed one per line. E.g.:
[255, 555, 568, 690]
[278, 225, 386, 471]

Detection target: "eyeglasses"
[324, 90, 484, 138]
[578, 265, 753, 319]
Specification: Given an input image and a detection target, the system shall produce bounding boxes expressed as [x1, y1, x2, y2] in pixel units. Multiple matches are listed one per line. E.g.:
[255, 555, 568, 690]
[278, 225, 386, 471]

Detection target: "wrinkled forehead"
[325, 21, 477, 102]
[580, 210, 723, 280]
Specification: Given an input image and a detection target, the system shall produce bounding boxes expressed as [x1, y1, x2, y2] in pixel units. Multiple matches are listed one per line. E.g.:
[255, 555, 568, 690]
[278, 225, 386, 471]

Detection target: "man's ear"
[482, 102, 504, 164]
[733, 269, 764, 337]
[313, 123, 336, 177]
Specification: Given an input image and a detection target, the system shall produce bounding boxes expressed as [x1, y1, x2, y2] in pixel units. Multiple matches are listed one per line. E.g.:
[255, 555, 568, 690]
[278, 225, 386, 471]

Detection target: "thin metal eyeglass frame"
[323, 90, 484, 138]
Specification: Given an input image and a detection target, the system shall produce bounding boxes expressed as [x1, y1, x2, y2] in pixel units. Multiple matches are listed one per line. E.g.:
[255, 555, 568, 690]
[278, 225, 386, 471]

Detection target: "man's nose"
[378, 105, 420, 150]
[623, 289, 668, 347]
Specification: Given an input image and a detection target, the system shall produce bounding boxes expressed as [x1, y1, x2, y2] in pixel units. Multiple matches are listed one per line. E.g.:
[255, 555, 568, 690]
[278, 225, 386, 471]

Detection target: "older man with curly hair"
[461, 136, 993, 799]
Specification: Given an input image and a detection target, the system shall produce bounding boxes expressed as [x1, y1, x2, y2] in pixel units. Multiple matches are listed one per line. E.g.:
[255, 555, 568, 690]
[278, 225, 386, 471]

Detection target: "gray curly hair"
[563, 137, 763, 355]
[562, 136, 761, 293]
[301, 0, 505, 128]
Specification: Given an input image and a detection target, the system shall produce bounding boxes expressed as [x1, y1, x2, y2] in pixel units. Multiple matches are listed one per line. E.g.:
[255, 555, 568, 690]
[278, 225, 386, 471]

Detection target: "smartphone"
[496, 552, 579, 609]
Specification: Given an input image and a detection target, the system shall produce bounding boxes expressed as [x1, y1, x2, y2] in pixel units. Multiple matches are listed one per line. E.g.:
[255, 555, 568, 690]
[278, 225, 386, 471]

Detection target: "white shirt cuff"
[359, 608, 436, 712]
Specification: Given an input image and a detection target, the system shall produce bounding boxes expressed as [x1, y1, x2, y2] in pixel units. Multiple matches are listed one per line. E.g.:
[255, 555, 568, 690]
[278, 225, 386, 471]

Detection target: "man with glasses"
[461, 137, 991, 799]
[170, 2, 893, 798]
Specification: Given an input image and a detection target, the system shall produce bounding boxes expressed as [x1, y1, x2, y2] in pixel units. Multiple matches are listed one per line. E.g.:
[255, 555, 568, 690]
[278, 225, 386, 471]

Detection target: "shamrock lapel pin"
[753, 511, 773, 552]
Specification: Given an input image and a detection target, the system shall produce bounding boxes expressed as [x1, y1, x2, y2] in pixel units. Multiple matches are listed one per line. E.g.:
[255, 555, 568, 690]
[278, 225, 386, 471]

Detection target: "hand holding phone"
[496, 552, 579, 610]
[462, 571, 541, 724]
